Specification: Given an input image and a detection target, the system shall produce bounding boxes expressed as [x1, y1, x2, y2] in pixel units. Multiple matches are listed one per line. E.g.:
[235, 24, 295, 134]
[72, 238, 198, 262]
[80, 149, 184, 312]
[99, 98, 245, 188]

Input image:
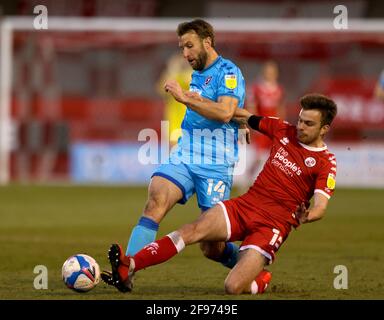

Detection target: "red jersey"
[248, 82, 284, 150]
[250, 82, 284, 117]
[241, 117, 337, 227]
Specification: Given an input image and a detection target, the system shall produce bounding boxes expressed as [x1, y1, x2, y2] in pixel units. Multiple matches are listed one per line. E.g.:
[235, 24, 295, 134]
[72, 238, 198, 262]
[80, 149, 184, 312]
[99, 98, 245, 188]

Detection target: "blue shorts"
[152, 159, 234, 212]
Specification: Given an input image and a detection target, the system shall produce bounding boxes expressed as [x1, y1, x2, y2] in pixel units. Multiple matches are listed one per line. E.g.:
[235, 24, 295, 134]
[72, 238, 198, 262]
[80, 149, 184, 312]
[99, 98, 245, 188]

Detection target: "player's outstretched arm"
[184, 90, 204, 101]
[295, 193, 329, 224]
[232, 107, 252, 125]
[232, 108, 264, 134]
[164, 79, 238, 123]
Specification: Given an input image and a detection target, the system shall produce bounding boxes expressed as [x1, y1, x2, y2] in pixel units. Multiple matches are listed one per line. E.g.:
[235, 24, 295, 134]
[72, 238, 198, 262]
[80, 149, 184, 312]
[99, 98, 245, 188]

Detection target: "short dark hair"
[300, 93, 337, 126]
[177, 19, 215, 47]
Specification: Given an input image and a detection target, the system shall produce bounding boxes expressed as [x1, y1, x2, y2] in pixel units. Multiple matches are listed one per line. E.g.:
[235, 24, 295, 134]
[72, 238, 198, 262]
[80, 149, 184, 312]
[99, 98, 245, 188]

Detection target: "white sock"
[251, 280, 259, 294]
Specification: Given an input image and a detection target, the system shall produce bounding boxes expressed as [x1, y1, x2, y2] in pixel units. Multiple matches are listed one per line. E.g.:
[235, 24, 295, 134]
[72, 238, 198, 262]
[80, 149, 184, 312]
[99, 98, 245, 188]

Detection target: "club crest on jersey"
[204, 76, 212, 86]
[225, 74, 237, 89]
[327, 173, 336, 190]
[304, 157, 316, 167]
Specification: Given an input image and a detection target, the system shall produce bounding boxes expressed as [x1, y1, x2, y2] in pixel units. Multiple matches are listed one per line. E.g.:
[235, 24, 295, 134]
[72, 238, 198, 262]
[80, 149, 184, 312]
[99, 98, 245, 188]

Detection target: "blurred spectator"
[245, 60, 285, 183]
[156, 53, 192, 146]
[374, 69, 384, 101]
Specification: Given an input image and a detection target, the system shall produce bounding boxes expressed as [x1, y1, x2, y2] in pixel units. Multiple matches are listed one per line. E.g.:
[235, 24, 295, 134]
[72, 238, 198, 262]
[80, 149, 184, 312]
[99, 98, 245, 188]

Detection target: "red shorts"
[218, 198, 292, 264]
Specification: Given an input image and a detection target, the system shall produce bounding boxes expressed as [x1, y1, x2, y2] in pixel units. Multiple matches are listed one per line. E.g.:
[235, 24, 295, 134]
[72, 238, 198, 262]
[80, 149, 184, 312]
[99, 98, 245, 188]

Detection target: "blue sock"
[220, 242, 239, 269]
[126, 216, 159, 256]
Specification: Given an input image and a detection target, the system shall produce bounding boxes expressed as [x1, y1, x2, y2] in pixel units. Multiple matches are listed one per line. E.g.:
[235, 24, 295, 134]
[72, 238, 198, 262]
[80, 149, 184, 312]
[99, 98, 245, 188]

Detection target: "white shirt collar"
[298, 142, 328, 152]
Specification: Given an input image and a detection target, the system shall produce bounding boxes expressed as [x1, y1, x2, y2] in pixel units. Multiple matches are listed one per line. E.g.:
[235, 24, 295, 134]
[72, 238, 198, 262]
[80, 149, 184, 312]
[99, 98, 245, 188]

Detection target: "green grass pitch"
[0, 185, 383, 300]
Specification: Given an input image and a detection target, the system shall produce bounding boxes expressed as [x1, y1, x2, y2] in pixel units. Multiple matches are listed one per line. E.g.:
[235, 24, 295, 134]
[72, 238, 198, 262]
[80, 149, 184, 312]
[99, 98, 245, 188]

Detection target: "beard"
[192, 49, 208, 71]
[297, 132, 317, 145]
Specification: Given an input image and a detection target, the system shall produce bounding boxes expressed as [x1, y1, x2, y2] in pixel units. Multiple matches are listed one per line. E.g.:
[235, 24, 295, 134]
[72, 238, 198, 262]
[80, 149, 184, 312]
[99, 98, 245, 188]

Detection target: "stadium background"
[0, 0, 383, 300]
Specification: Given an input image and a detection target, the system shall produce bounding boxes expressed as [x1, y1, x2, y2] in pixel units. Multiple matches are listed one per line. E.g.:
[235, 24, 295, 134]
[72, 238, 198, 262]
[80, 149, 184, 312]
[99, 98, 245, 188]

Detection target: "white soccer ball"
[62, 254, 100, 292]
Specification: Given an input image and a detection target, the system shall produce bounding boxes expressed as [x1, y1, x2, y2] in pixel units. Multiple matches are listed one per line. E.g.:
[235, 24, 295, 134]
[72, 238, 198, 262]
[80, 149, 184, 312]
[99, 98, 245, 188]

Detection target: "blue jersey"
[178, 56, 245, 166]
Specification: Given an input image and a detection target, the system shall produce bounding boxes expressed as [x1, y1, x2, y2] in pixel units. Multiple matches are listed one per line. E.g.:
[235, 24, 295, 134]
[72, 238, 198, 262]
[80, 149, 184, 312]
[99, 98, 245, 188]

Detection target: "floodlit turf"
[0, 185, 383, 300]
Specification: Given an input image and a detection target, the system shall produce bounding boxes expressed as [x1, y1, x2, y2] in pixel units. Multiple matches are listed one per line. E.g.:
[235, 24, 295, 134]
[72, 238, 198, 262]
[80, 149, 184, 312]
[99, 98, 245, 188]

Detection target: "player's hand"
[232, 108, 252, 125]
[245, 127, 251, 144]
[164, 80, 187, 104]
[239, 126, 251, 144]
[294, 202, 310, 224]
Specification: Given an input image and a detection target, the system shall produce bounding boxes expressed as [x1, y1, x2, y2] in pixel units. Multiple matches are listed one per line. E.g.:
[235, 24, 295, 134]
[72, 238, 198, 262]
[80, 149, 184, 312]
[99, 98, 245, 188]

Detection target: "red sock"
[133, 236, 179, 272]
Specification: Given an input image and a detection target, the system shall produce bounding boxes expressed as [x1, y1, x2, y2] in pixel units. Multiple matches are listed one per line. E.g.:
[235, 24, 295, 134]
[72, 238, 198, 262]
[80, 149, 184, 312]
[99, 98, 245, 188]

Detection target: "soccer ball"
[62, 254, 100, 292]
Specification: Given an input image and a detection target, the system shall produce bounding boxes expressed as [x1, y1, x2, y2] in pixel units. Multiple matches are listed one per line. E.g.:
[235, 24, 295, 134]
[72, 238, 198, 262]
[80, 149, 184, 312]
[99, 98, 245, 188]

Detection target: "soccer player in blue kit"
[102, 19, 251, 291]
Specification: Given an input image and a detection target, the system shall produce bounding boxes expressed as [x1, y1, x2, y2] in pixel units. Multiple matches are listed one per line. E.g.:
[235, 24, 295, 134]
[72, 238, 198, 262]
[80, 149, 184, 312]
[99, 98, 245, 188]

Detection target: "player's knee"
[199, 242, 223, 261]
[178, 223, 200, 244]
[224, 278, 243, 295]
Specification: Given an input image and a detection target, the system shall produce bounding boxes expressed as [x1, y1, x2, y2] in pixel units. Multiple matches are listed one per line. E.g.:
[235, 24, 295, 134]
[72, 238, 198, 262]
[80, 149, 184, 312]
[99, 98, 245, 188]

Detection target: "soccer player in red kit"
[242, 61, 285, 185]
[105, 93, 338, 295]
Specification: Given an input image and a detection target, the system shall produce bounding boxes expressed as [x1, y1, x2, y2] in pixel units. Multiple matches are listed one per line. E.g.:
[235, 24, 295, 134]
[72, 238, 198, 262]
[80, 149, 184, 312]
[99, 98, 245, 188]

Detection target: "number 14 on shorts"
[207, 179, 226, 196]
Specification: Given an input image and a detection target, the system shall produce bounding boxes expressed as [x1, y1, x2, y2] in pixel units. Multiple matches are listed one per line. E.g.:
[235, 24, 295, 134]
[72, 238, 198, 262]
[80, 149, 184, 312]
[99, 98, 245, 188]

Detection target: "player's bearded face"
[297, 129, 320, 145]
[179, 32, 208, 71]
[193, 44, 208, 71]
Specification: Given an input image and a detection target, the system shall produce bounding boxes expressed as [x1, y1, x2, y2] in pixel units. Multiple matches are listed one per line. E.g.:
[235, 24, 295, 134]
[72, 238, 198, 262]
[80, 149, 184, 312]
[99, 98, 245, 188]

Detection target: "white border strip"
[299, 142, 328, 152]
[314, 189, 331, 199]
[167, 231, 186, 253]
[240, 244, 273, 263]
[218, 201, 231, 241]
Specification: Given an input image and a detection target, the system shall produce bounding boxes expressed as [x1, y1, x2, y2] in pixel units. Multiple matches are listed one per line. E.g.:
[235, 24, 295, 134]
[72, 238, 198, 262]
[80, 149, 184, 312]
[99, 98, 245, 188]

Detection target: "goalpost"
[1, 17, 384, 185]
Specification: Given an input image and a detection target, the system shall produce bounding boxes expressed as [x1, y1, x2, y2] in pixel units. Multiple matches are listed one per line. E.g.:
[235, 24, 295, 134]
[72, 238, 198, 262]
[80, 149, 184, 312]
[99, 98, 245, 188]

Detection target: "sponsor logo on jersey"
[327, 173, 336, 190]
[280, 137, 289, 145]
[204, 76, 212, 86]
[271, 147, 302, 177]
[225, 74, 237, 89]
[304, 157, 316, 167]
